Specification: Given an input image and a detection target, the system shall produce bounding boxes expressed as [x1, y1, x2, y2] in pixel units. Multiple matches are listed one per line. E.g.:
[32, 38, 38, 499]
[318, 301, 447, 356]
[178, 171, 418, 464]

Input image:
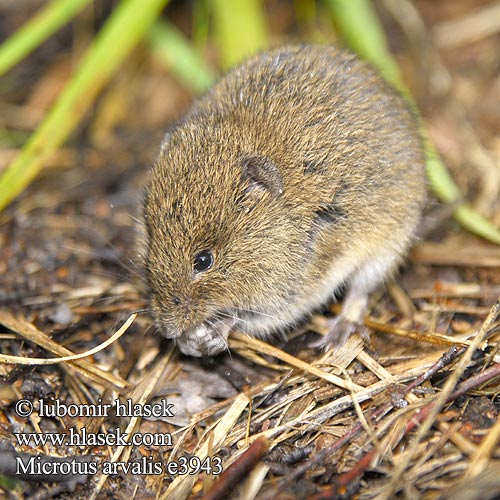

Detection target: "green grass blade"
[326, 0, 500, 244]
[454, 205, 500, 245]
[209, 0, 269, 68]
[0, 0, 169, 213]
[0, 0, 92, 77]
[148, 20, 216, 93]
[326, 0, 401, 90]
[192, 0, 210, 49]
[424, 147, 461, 203]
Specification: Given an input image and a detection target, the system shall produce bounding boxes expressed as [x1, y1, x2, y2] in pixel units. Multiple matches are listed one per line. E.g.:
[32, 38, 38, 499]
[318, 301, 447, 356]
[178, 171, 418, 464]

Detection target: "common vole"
[143, 45, 426, 357]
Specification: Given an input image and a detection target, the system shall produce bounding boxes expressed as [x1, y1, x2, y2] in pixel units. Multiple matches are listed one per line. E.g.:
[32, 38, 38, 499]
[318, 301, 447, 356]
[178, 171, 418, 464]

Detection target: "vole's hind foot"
[309, 269, 376, 350]
[309, 315, 369, 350]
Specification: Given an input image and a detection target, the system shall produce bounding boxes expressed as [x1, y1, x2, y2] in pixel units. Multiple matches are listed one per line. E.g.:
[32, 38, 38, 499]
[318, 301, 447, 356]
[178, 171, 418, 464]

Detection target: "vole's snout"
[153, 291, 211, 340]
[151, 295, 188, 339]
[173, 295, 193, 322]
[154, 315, 180, 339]
[153, 293, 238, 356]
[156, 316, 196, 341]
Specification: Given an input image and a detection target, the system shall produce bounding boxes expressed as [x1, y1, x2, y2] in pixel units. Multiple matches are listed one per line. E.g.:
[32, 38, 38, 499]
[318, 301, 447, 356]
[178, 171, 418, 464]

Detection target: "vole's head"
[143, 119, 304, 356]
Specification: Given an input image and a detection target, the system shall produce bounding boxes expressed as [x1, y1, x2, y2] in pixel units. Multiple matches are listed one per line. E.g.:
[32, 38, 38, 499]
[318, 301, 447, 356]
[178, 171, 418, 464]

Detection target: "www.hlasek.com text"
[15, 427, 173, 448]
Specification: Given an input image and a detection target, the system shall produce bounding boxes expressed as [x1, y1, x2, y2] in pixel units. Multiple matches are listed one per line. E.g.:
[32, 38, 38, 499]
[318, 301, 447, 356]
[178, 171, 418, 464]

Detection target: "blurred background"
[1, 0, 499, 222]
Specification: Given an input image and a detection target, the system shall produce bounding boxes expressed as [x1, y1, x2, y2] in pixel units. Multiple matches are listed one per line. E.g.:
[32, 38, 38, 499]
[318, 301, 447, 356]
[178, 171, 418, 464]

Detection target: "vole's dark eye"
[193, 250, 214, 273]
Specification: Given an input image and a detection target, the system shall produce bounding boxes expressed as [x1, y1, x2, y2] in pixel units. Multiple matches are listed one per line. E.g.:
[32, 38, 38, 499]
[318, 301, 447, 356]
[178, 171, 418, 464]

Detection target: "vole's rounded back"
[143, 45, 426, 357]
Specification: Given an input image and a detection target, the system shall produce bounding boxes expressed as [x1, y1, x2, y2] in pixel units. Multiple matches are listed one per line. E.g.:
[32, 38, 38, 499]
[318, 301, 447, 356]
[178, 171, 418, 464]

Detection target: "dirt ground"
[1, 1, 500, 499]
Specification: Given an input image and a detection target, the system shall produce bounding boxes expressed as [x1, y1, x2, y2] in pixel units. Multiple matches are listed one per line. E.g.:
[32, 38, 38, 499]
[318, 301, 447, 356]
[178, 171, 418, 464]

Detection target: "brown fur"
[143, 45, 426, 356]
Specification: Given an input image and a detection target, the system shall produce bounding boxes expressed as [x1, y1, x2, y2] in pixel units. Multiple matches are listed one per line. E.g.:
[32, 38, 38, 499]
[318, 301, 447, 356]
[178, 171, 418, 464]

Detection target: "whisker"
[60, 243, 144, 281]
[238, 307, 281, 321]
[130, 308, 152, 315]
[205, 318, 217, 330]
[126, 213, 144, 226]
[217, 311, 248, 324]
[140, 322, 155, 337]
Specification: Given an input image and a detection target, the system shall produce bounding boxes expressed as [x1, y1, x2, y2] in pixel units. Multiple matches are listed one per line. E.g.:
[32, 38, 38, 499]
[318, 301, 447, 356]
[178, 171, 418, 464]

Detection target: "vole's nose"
[171, 294, 193, 319]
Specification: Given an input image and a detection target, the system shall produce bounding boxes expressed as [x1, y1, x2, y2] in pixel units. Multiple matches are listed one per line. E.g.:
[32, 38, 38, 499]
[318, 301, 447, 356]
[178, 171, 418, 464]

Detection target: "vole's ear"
[240, 154, 284, 196]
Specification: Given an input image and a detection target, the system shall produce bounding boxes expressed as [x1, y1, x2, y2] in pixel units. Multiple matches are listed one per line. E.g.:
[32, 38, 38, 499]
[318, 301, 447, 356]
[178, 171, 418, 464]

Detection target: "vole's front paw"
[309, 315, 369, 350]
[177, 324, 229, 357]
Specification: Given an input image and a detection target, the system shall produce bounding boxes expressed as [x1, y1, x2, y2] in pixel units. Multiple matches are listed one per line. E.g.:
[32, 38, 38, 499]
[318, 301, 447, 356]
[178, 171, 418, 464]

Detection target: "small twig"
[230, 331, 363, 391]
[327, 304, 468, 347]
[0, 313, 136, 364]
[0, 310, 131, 389]
[199, 437, 269, 500]
[448, 360, 500, 399]
[404, 362, 500, 432]
[363, 317, 469, 347]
